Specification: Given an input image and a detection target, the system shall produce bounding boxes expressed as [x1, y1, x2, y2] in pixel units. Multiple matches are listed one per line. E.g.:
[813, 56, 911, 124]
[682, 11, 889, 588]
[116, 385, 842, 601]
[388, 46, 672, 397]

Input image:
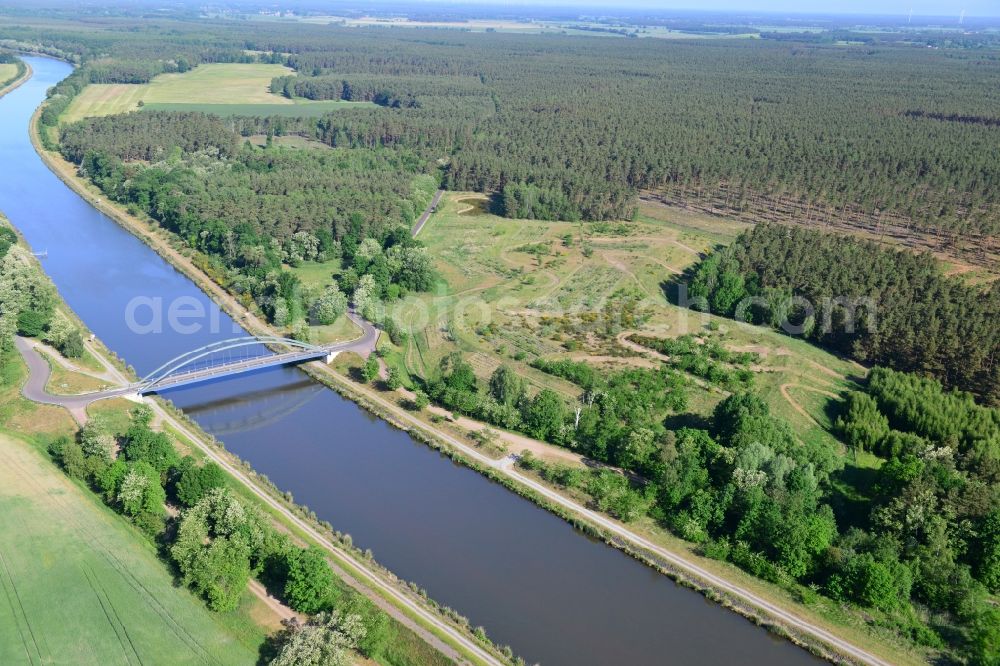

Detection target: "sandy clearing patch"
[728, 344, 772, 358]
[616, 331, 671, 362]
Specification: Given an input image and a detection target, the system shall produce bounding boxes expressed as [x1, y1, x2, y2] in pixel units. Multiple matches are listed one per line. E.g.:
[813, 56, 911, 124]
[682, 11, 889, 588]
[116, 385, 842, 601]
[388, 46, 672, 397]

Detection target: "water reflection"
[177, 376, 325, 437]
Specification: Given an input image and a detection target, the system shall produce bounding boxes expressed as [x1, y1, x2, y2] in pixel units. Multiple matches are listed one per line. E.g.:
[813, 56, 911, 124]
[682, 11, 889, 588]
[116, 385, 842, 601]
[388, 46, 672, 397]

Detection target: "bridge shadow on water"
[161, 374, 325, 437]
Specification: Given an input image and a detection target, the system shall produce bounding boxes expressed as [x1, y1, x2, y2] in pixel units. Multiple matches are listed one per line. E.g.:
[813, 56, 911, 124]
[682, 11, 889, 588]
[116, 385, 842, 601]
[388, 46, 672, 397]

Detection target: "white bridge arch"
[137, 336, 330, 394]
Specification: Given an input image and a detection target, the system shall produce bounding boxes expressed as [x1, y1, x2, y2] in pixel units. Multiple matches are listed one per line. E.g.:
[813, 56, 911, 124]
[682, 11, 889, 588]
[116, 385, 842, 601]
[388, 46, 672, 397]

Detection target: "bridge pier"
[325, 351, 338, 364]
[122, 393, 145, 404]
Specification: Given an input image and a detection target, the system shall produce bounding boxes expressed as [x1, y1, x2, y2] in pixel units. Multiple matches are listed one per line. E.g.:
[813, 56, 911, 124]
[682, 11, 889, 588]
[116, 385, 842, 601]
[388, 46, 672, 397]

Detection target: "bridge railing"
[138, 336, 325, 391]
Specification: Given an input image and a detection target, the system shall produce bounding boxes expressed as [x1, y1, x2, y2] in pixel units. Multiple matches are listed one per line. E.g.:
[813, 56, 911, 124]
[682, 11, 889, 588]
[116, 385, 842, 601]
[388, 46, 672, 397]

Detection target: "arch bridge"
[134, 336, 336, 395]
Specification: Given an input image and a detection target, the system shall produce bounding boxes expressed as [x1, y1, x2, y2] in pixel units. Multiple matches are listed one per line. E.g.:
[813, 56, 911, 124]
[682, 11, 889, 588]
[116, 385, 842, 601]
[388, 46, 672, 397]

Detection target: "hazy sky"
[424, 0, 999, 18]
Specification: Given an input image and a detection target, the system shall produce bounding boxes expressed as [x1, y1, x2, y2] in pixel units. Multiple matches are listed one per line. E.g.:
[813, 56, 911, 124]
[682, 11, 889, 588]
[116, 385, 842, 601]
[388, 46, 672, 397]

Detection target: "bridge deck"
[138, 348, 330, 394]
[41, 312, 377, 405]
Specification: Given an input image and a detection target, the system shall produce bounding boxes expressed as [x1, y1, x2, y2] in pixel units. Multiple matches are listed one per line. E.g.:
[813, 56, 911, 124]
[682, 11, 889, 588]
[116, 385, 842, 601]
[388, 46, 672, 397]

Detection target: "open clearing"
[142, 63, 293, 104]
[61, 84, 146, 123]
[0, 433, 264, 665]
[62, 63, 375, 123]
[380, 192, 860, 445]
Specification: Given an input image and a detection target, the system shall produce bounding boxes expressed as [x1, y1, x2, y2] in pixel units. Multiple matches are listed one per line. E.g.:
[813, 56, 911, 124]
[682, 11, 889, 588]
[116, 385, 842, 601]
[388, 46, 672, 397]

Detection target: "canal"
[0, 56, 818, 666]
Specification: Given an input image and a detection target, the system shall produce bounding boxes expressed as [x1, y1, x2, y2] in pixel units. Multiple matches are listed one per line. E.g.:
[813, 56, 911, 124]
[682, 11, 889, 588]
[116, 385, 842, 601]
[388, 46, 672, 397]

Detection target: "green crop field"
[142, 63, 292, 104]
[60, 84, 146, 123]
[0, 433, 265, 664]
[62, 63, 375, 123]
[0, 63, 17, 84]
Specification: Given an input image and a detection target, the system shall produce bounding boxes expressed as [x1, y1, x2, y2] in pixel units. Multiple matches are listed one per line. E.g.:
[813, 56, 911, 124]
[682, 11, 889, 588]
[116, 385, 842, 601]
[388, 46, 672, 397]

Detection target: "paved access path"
[14, 311, 380, 415]
[412, 189, 444, 237]
[14, 336, 98, 423]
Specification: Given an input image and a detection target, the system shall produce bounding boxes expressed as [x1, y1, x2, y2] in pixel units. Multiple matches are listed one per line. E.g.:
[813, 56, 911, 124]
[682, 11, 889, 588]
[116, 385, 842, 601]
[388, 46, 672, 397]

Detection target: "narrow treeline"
[427, 353, 689, 467]
[270, 73, 487, 109]
[683, 223, 1000, 403]
[0, 217, 83, 357]
[627, 333, 757, 391]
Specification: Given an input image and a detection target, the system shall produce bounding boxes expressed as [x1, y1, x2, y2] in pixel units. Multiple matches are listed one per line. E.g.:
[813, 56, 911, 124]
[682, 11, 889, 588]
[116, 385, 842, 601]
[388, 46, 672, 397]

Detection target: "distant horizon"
[295, 0, 1000, 19]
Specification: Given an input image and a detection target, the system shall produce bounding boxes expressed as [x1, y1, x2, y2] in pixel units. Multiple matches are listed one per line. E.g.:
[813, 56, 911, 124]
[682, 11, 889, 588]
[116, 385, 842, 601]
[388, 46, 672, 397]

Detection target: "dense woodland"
[833, 368, 1000, 662]
[685, 224, 1000, 403]
[60, 112, 436, 329]
[5, 16, 1000, 235]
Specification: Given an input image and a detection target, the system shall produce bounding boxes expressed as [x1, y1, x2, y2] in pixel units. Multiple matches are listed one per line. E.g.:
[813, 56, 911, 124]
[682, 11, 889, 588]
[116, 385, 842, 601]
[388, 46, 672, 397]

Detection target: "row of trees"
[51, 407, 224, 535]
[428, 355, 689, 475]
[270, 74, 420, 108]
[0, 226, 53, 346]
[626, 333, 757, 391]
[684, 223, 1000, 403]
